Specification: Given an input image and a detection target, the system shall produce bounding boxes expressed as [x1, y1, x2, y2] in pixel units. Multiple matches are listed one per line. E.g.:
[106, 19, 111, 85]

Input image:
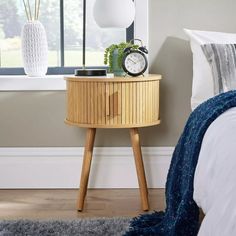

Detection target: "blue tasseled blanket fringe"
[125, 90, 236, 236]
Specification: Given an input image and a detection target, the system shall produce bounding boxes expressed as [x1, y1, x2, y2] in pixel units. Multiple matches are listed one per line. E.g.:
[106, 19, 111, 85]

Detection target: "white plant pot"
[21, 21, 48, 77]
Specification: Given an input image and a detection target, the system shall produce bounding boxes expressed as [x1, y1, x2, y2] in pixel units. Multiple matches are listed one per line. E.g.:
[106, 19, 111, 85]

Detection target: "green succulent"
[104, 42, 139, 73]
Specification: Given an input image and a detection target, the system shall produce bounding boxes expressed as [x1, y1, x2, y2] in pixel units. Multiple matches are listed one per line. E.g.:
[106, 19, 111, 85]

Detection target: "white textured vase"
[21, 21, 48, 77]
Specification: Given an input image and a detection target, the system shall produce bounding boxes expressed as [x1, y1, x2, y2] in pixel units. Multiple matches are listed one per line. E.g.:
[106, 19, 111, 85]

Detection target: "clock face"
[123, 51, 148, 76]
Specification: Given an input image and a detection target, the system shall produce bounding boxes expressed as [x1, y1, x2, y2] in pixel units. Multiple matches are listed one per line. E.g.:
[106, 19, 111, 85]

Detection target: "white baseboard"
[0, 147, 174, 189]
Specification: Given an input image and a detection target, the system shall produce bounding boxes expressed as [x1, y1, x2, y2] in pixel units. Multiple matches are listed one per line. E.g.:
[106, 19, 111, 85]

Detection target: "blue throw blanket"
[125, 90, 236, 236]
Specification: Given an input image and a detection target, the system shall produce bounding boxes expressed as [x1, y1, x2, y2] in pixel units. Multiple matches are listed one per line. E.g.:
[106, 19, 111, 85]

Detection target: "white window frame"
[0, 0, 149, 91]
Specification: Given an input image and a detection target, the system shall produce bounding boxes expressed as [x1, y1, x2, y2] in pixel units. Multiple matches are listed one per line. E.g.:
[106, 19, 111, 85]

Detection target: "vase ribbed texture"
[21, 21, 48, 77]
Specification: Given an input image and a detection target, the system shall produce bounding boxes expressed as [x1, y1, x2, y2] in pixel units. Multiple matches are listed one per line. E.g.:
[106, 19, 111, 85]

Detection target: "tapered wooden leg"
[130, 128, 149, 211]
[77, 128, 96, 212]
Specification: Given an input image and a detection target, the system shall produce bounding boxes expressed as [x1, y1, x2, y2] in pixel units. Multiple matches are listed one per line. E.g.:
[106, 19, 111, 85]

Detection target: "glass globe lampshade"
[93, 0, 135, 28]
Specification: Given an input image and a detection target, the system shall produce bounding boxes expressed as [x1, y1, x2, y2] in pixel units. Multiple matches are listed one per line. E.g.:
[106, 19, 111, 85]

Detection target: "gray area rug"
[0, 218, 131, 236]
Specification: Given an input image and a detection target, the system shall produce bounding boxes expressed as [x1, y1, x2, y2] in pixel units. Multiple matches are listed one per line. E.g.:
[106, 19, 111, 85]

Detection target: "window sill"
[0, 75, 67, 91]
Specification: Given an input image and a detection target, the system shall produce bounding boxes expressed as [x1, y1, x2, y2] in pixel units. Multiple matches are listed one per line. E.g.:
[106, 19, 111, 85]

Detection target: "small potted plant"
[104, 42, 138, 76]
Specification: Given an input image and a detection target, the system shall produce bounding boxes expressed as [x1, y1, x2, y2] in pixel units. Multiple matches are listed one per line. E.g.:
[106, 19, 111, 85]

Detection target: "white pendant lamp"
[93, 0, 135, 28]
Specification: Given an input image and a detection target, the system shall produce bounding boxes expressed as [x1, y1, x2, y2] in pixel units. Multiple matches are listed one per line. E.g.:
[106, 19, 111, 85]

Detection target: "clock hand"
[128, 58, 136, 64]
[137, 58, 144, 63]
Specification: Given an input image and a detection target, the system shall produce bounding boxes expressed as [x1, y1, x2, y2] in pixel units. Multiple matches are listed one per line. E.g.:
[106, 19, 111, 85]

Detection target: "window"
[0, 0, 134, 75]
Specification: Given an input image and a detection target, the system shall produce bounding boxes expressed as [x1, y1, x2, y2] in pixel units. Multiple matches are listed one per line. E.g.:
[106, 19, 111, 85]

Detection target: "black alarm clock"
[122, 39, 148, 77]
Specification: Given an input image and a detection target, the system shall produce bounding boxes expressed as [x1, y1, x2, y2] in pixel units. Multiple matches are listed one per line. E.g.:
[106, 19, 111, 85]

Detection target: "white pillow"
[184, 29, 236, 110]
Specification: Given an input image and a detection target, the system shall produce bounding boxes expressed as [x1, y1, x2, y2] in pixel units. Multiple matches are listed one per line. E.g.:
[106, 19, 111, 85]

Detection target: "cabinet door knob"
[106, 84, 110, 116]
[113, 90, 121, 116]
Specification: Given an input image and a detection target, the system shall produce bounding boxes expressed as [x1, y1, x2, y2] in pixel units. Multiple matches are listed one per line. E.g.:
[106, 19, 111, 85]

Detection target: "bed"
[186, 29, 236, 236]
[194, 107, 236, 236]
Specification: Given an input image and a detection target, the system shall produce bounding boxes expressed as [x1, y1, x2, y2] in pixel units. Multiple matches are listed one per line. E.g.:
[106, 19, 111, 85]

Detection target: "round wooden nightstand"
[65, 74, 161, 211]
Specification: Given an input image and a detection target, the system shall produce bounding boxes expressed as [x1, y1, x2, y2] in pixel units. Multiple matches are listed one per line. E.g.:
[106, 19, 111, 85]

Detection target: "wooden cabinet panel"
[65, 75, 161, 128]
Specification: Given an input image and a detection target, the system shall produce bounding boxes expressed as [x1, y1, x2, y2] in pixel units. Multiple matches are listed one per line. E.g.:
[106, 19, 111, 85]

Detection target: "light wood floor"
[0, 189, 165, 220]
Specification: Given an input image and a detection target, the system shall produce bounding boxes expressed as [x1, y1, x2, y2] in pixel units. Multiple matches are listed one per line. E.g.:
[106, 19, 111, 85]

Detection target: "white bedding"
[194, 107, 236, 236]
